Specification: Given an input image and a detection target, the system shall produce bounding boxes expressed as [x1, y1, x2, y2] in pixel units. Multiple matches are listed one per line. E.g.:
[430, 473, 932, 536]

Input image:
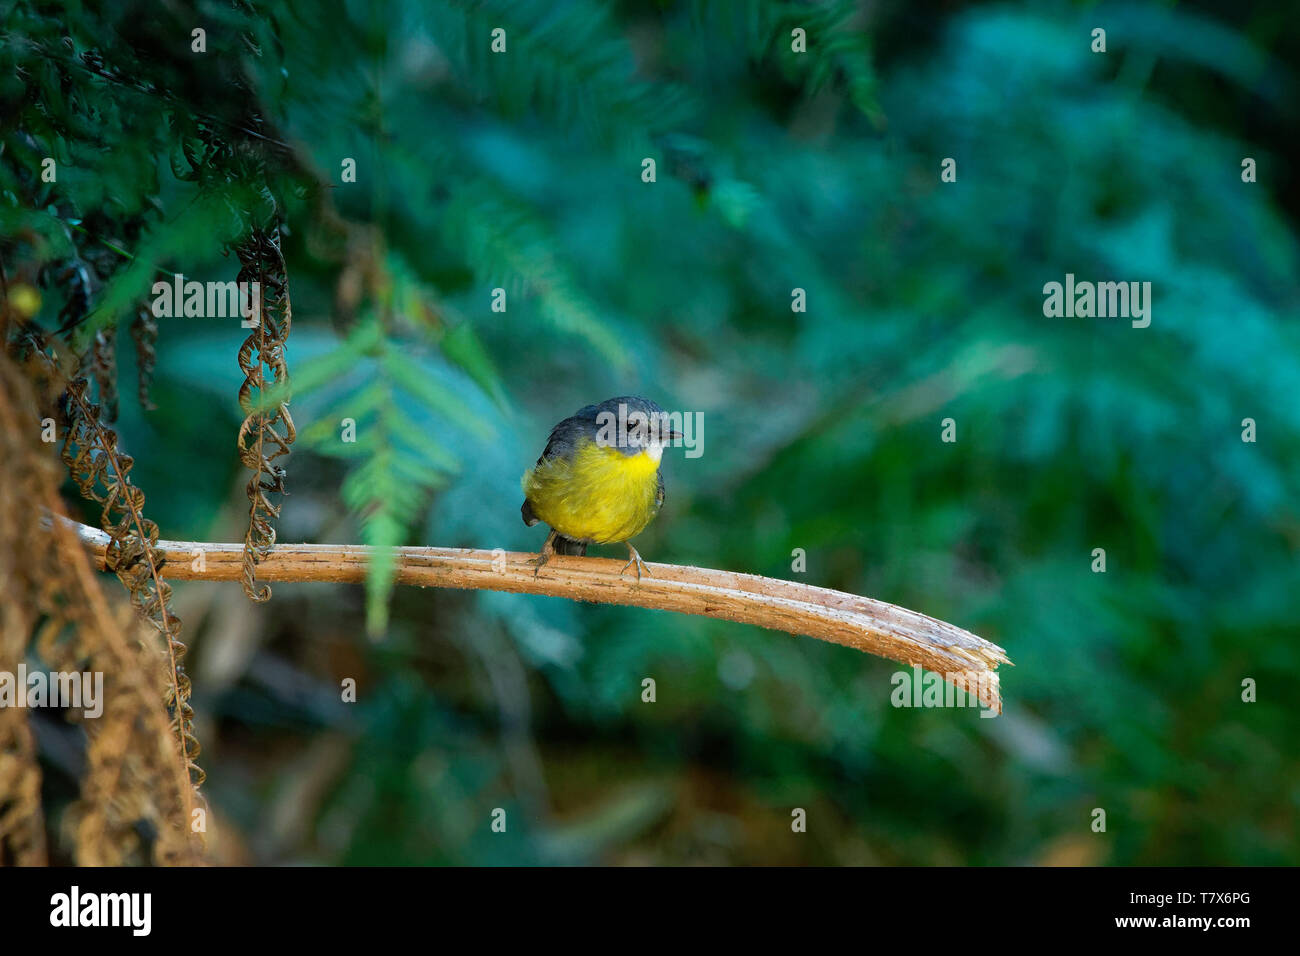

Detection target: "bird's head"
[584, 395, 682, 461]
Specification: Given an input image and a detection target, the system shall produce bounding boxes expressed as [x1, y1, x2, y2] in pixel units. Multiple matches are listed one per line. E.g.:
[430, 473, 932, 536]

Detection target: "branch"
[67, 519, 1011, 712]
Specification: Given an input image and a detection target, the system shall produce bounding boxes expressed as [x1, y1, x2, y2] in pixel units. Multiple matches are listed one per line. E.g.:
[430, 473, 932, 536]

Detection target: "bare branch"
[68, 520, 1011, 712]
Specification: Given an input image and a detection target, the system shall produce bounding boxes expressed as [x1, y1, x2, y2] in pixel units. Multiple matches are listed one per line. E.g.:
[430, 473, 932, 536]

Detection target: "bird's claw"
[620, 546, 651, 581]
[528, 552, 551, 579]
[529, 532, 560, 578]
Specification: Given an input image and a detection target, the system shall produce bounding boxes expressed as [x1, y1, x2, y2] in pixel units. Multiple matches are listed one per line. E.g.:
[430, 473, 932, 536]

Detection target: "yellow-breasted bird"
[521, 396, 679, 578]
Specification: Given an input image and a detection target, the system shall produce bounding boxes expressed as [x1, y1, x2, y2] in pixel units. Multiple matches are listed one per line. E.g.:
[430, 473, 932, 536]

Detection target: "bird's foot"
[528, 552, 550, 579]
[620, 544, 651, 581]
[530, 532, 558, 578]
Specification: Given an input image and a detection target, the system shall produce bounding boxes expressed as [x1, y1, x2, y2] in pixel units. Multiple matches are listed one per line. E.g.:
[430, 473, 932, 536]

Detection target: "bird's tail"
[552, 534, 587, 557]
[521, 498, 540, 526]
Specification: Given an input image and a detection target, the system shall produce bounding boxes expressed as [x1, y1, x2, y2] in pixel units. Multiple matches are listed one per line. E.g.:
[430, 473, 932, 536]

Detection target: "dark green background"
[3, 0, 1297, 864]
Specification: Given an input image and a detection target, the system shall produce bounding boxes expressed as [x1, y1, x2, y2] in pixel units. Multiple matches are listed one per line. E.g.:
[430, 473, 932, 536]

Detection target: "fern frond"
[681, 0, 880, 122]
[0, 351, 203, 865]
[426, 0, 695, 147]
[292, 309, 493, 635]
[442, 180, 626, 366]
[52, 361, 205, 799]
[235, 225, 296, 603]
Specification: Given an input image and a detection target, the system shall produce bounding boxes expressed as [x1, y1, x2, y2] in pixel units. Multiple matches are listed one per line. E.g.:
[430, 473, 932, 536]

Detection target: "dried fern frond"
[129, 305, 158, 411]
[57, 373, 204, 792]
[0, 346, 55, 866]
[234, 225, 296, 603]
[0, 701, 46, 866]
[62, 606, 205, 866]
[90, 325, 119, 422]
[0, 423, 49, 865]
[0, 352, 203, 865]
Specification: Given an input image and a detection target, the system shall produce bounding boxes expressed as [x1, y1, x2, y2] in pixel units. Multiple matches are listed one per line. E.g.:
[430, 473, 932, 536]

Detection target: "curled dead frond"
[56, 367, 204, 793]
[129, 305, 158, 411]
[0, 352, 203, 865]
[90, 324, 118, 422]
[234, 225, 295, 603]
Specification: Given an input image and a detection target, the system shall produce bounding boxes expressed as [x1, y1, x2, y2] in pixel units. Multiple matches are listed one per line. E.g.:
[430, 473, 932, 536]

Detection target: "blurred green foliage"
[3, 0, 1297, 864]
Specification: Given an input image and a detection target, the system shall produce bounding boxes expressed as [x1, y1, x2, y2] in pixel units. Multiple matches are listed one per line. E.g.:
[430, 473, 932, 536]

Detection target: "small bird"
[521, 396, 677, 578]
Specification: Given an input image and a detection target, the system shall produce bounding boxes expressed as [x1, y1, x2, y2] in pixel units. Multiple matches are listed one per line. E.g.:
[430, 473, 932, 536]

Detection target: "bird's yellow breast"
[522, 438, 662, 544]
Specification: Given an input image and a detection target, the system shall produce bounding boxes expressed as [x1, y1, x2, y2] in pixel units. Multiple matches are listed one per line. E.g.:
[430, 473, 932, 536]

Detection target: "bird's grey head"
[577, 395, 676, 459]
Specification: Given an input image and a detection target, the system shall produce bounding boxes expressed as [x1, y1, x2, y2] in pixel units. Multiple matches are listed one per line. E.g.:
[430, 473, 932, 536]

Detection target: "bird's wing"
[535, 414, 587, 466]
